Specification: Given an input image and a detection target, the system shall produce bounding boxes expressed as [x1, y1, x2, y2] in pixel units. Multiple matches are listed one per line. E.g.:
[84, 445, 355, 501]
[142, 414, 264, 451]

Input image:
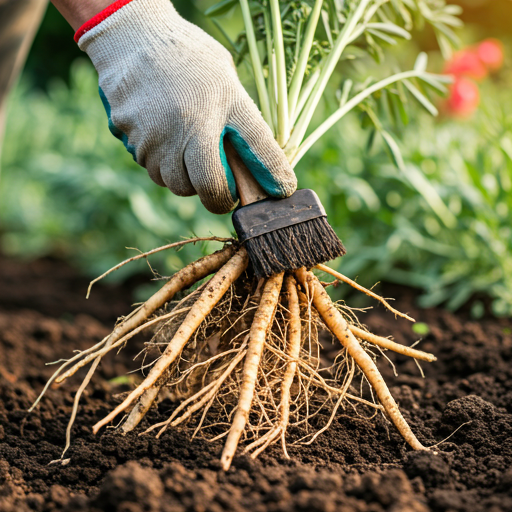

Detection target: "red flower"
[477, 39, 504, 72]
[444, 50, 488, 81]
[445, 76, 480, 117]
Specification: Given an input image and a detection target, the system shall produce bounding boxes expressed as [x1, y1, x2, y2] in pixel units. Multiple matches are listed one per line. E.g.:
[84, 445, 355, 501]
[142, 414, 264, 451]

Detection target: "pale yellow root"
[220, 272, 284, 471]
[121, 386, 161, 434]
[122, 289, 208, 434]
[55, 307, 190, 384]
[87, 236, 234, 298]
[92, 248, 249, 435]
[149, 339, 249, 437]
[295, 267, 428, 452]
[315, 264, 414, 322]
[245, 275, 302, 459]
[32, 247, 235, 462]
[55, 246, 235, 388]
[349, 326, 436, 362]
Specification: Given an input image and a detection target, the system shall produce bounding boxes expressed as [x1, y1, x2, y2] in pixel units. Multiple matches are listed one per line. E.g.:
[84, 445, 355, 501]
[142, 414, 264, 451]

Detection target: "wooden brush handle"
[224, 139, 268, 206]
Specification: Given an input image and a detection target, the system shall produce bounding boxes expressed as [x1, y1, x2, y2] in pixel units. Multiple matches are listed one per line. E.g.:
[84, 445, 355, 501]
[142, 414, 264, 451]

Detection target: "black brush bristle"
[245, 217, 346, 278]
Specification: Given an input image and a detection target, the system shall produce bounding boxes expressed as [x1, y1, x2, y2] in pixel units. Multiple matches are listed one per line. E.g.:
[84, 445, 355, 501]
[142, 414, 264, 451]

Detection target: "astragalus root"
[32, 242, 435, 469]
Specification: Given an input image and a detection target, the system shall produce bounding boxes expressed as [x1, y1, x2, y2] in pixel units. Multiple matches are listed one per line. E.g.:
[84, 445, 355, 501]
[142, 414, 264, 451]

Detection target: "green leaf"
[365, 32, 384, 63]
[396, 80, 408, 104]
[211, 19, 239, 53]
[366, 22, 411, 39]
[434, 13, 464, 28]
[339, 79, 353, 107]
[436, 32, 454, 60]
[412, 322, 430, 335]
[366, 128, 377, 152]
[321, 9, 334, 47]
[381, 130, 405, 170]
[432, 22, 460, 46]
[418, 73, 449, 95]
[380, 89, 396, 125]
[397, 3, 413, 30]
[389, 89, 409, 125]
[348, 177, 381, 211]
[443, 5, 463, 15]
[205, 0, 237, 17]
[403, 79, 438, 116]
[423, 72, 453, 84]
[403, 166, 458, 228]
[367, 28, 398, 46]
[414, 52, 428, 72]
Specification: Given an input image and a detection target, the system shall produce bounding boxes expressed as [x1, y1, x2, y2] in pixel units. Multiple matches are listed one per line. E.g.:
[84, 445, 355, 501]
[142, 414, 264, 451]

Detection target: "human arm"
[50, 0, 112, 30]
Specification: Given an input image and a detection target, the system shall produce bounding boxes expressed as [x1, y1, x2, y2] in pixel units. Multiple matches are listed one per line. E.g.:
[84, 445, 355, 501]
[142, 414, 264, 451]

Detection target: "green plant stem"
[291, 68, 320, 126]
[264, 8, 277, 135]
[211, 19, 238, 53]
[288, 0, 324, 122]
[401, 162, 458, 228]
[269, 0, 290, 146]
[239, 0, 273, 132]
[293, 19, 304, 67]
[286, 0, 373, 156]
[291, 69, 426, 167]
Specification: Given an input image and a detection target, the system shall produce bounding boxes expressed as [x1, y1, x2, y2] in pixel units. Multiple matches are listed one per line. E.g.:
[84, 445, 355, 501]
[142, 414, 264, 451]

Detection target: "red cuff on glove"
[74, 0, 134, 42]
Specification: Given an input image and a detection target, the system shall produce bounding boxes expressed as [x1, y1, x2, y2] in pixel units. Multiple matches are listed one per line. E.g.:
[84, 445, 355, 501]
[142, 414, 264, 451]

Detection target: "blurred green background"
[1, 0, 511, 316]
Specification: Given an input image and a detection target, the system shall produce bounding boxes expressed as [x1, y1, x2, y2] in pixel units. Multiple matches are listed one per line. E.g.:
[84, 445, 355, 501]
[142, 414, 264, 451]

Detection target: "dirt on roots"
[1, 254, 512, 512]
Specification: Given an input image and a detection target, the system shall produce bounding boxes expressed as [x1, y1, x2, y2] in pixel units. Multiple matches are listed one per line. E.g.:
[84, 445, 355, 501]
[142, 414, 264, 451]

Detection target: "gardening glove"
[74, 0, 297, 214]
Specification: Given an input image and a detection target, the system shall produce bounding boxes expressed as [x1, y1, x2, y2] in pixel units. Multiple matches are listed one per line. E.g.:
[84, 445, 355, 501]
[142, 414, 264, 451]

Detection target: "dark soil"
[1, 254, 511, 512]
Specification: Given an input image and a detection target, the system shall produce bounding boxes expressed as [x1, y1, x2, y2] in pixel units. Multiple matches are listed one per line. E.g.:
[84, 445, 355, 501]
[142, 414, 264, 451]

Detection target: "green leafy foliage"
[211, 0, 460, 75]
[207, 0, 460, 165]
[412, 322, 430, 335]
[299, 74, 512, 316]
[0, 61, 233, 278]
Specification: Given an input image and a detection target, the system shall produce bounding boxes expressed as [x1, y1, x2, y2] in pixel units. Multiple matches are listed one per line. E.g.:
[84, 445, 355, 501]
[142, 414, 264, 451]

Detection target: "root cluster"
[31, 238, 436, 470]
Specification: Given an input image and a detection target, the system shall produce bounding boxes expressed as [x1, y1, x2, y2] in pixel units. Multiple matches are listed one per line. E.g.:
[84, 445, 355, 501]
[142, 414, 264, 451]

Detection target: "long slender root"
[28, 334, 110, 413]
[245, 275, 301, 459]
[32, 244, 236, 461]
[315, 264, 414, 322]
[349, 325, 436, 362]
[55, 307, 191, 384]
[55, 356, 102, 462]
[93, 247, 249, 434]
[87, 236, 234, 298]
[295, 267, 428, 452]
[220, 272, 284, 471]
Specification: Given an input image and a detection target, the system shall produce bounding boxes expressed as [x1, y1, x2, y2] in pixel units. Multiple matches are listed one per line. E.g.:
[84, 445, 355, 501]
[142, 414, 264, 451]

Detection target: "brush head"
[232, 189, 346, 278]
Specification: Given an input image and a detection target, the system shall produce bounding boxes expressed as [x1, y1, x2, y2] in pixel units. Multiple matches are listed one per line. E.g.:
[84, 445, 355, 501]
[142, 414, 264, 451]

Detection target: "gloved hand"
[75, 0, 297, 214]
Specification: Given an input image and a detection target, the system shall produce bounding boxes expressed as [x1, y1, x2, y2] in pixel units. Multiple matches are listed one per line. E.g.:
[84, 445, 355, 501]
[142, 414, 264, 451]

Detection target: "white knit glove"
[75, 0, 297, 214]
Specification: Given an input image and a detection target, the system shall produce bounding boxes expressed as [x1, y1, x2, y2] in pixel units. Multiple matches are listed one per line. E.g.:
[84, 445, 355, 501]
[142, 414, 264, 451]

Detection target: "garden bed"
[1, 254, 511, 512]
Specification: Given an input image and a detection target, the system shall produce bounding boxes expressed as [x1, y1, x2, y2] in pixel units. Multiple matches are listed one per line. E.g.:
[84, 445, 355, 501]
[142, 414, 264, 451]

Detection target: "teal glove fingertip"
[219, 126, 287, 200]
